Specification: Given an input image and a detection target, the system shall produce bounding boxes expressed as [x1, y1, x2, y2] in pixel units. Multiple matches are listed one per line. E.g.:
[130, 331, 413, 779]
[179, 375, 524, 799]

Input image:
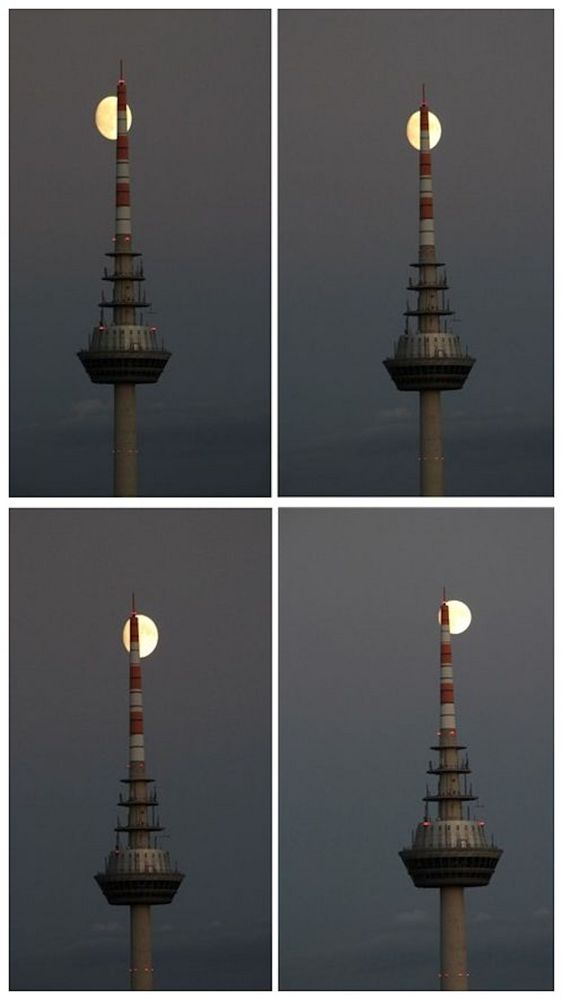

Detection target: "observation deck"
[96, 847, 184, 905]
[384, 261, 474, 392]
[400, 739, 502, 890]
[384, 336, 474, 392]
[400, 817, 501, 887]
[78, 230, 171, 387]
[96, 770, 184, 907]
[78, 324, 170, 384]
[400, 846, 502, 888]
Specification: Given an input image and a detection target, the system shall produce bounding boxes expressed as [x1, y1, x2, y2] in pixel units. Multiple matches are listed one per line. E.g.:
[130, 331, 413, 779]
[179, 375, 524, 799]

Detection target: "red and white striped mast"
[438, 591, 458, 763]
[128, 596, 144, 771]
[126, 597, 153, 990]
[418, 85, 436, 272]
[116, 61, 133, 257]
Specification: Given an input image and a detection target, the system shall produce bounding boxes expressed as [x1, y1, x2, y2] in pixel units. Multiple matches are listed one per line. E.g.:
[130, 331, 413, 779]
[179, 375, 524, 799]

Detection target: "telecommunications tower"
[78, 66, 170, 496]
[399, 593, 501, 989]
[95, 599, 183, 990]
[384, 88, 474, 496]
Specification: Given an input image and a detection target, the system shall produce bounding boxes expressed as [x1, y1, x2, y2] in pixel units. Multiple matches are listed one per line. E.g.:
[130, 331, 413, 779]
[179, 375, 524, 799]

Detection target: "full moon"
[439, 600, 472, 635]
[406, 110, 442, 150]
[122, 614, 159, 658]
[95, 96, 133, 141]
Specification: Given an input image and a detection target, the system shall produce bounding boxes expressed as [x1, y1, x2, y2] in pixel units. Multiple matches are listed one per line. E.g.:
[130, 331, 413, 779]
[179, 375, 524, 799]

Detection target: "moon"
[95, 96, 133, 141]
[122, 614, 159, 658]
[406, 110, 442, 150]
[438, 600, 472, 635]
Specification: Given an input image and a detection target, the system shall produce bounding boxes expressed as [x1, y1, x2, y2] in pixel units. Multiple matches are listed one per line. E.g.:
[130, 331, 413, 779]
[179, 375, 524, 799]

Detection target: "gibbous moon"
[95, 96, 133, 141]
[438, 600, 472, 635]
[122, 614, 159, 658]
[406, 110, 442, 150]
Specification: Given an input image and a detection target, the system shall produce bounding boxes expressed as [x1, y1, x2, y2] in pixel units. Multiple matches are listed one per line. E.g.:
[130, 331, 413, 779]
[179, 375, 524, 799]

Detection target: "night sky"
[280, 509, 552, 990]
[10, 10, 270, 497]
[10, 510, 271, 990]
[279, 10, 553, 496]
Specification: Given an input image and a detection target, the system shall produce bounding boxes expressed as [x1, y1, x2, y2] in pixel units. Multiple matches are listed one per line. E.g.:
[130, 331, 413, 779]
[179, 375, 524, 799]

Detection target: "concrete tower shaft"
[78, 66, 171, 497]
[399, 592, 502, 990]
[95, 599, 184, 990]
[383, 89, 475, 496]
[127, 607, 150, 848]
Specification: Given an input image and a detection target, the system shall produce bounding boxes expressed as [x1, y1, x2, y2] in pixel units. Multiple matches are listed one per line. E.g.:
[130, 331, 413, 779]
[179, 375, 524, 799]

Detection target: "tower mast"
[399, 593, 501, 989]
[95, 599, 184, 990]
[78, 66, 171, 497]
[384, 88, 474, 496]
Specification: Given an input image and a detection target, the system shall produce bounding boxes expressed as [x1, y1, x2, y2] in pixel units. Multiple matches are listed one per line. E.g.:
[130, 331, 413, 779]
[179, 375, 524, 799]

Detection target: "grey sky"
[10, 10, 270, 497]
[280, 509, 552, 989]
[10, 509, 271, 989]
[279, 11, 553, 495]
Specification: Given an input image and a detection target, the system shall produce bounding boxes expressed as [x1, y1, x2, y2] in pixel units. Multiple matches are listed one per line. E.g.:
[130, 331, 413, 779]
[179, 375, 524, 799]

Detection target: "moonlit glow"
[438, 600, 472, 635]
[406, 110, 442, 150]
[95, 96, 132, 140]
[122, 614, 159, 658]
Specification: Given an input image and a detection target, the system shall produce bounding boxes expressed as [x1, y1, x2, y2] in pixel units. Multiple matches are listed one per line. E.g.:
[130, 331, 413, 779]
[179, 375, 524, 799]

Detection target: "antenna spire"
[119, 59, 124, 82]
[132, 592, 136, 614]
[421, 82, 427, 106]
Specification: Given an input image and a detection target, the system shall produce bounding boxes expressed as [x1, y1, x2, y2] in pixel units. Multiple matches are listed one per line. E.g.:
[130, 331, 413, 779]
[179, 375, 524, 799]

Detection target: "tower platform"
[400, 846, 502, 888]
[78, 348, 171, 384]
[78, 325, 170, 384]
[384, 337, 474, 392]
[96, 867, 184, 905]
